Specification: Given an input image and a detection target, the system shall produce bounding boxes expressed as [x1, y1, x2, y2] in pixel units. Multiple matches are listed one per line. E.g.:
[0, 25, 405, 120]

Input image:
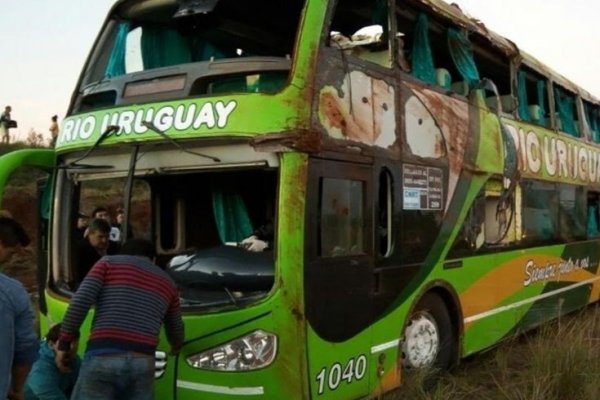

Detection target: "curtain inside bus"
[411, 14, 436, 85]
[585, 103, 600, 143]
[447, 27, 480, 86]
[212, 190, 254, 244]
[588, 204, 599, 236]
[554, 87, 577, 136]
[517, 70, 531, 121]
[105, 22, 131, 78]
[536, 80, 547, 126]
[141, 27, 192, 69]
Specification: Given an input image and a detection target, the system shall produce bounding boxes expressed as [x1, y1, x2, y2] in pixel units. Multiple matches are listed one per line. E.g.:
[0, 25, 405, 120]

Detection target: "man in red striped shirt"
[57, 239, 184, 400]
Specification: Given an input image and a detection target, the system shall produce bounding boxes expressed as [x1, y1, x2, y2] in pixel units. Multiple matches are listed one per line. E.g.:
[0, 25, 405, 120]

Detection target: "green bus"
[2, 0, 600, 398]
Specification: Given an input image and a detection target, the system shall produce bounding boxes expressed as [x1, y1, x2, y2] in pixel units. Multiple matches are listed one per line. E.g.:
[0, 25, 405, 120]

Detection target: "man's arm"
[58, 260, 108, 350]
[163, 291, 184, 354]
[11, 285, 39, 399]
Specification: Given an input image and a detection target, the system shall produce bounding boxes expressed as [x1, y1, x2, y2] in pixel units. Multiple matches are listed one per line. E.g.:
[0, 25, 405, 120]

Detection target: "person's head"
[77, 212, 89, 229]
[4, 105, 11, 113]
[46, 323, 78, 360]
[51, 115, 58, 122]
[0, 217, 30, 264]
[91, 206, 110, 221]
[120, 238, 156, 262]
[87, 218, 111, 252]
[116, 207, 125, 224]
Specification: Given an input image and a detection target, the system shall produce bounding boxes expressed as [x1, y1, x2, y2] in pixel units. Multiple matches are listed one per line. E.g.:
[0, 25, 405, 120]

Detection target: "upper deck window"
[517, 66, 550, 127]
[76, 0, 305, 112]
[328, 0, 391, 67]
[553, 84, 579, 137]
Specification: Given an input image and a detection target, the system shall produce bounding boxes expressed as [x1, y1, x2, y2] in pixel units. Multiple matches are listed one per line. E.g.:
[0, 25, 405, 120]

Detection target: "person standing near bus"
[0, 217, 39, 400]
[49, 115, 59, 147]
[0, 105, 14, 145]
[57, 239, 184, 400]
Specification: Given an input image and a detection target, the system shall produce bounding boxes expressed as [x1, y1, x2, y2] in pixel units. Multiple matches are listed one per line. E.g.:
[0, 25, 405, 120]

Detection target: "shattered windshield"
[75, 0, 306, 111]
[55, 165, 278, 310]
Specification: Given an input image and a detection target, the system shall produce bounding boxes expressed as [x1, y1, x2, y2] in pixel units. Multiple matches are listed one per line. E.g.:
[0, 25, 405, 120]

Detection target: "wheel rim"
[402, 313, 439, 368]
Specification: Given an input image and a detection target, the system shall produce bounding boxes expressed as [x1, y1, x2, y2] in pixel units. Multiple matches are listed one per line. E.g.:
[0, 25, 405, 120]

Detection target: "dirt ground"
[2, 182, 39, 293]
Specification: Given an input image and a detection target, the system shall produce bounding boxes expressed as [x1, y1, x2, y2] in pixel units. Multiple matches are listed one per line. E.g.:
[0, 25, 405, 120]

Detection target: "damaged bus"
[2, 0, 600, 398]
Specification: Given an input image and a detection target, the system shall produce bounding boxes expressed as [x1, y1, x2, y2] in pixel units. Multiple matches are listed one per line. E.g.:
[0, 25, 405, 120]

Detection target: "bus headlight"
[186, 330, 277, 371]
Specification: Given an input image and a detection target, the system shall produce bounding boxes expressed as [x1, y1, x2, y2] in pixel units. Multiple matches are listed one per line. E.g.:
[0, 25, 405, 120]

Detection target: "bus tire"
[401, 293, 455, 374]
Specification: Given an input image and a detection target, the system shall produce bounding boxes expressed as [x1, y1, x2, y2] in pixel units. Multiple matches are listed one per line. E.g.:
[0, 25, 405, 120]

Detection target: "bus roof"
[418, 0, 599, 103]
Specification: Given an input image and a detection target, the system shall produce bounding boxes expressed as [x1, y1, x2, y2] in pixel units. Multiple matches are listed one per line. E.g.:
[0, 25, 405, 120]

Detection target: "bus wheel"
[402, 293, 454, 372]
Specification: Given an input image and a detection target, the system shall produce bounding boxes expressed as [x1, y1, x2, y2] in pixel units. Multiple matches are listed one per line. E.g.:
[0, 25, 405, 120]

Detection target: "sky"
[1, 0, 599, 141]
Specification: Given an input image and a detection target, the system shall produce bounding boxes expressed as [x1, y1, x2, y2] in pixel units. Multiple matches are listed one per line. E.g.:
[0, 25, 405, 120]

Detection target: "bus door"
[304, 157, 374, 399]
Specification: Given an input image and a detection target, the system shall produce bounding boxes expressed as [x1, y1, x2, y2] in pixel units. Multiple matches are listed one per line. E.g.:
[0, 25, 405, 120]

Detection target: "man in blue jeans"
[0, 217, 39, 400]
[57, 238, 184, 400]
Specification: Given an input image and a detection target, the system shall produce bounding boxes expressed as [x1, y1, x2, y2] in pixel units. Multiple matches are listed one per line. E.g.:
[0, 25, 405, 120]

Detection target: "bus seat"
[555, 114, 563, 131]
[529, 105, 542, 124]
[435, 68, 452, 89]
[451, 81, 469, 96]
[485, 95, 516, 113]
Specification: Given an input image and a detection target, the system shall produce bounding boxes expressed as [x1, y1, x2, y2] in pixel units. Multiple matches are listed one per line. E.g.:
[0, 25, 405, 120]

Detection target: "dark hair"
[91, 207, 108, 218]
[87, 218, 111, 234]
[51, 115, 58, 122]
[120, 238, 156, 259]
[0, 217, 30, 247]
[46, 323, 62, 342]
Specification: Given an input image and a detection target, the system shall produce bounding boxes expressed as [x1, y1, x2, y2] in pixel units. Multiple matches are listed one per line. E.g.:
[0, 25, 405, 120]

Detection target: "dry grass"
[386, 305, 600, 400]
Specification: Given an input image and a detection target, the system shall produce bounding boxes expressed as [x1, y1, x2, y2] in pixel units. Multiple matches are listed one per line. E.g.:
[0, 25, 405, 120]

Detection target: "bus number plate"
[315, 355, 367, 395]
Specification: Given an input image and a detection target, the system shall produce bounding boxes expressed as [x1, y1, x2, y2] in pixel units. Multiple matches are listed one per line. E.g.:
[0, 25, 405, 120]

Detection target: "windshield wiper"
[142, 121, 221, 162]
[61, 125, 121, 168]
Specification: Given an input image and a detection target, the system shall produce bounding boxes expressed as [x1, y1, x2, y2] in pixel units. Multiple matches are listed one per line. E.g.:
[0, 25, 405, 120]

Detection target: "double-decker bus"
[2, 0, 600, 398]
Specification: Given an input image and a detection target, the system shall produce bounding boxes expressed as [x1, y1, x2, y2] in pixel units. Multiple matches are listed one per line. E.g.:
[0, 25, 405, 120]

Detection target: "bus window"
[449, 178, 517, 258]
[521, 180, 558, 244]
[483, 179, 517, 245]
[450, 193, 485, 255]
[583, 100, 600, 143]
[75, 0, 306, 111]
[587, 192, 600, 238]
[516, 65, 550, 127]
[378, 168, 393, 257]
[469, 33, 512, 114]
[553, 84, 579, 137]
[329, 0, 391, 67]
[319, 178, 365, 257]
[558, 184, 586, 242]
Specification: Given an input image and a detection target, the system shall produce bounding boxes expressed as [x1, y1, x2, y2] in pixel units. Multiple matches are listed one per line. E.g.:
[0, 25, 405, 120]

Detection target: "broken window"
[56, 166, 278, 309]
[329, 0, 391, 67]
[516, 66, 550, 127]
[583, 100, 600, 143]
[76, 0, 306, 111]
[553, 84, 579, 137]
[587, 191, 600, 238]
[448, 177, 517, 257]
[521, 180, 558, 244]
[558, 184, 585, 242]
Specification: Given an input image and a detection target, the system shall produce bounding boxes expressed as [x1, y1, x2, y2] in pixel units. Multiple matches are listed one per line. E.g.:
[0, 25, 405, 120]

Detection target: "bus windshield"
[54, 161, 278, 311]
[75, 0, 306, 112]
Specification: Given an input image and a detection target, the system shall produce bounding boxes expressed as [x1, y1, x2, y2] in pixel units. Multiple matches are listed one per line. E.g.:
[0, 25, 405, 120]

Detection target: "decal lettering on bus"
[504, 122, 600, 184]
[523, 257, 592, 287]
[58, 101, 238, 145]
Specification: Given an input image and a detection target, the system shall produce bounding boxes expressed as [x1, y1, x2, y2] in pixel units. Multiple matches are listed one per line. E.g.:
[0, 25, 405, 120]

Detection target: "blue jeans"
[71, 352, 155, 400]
